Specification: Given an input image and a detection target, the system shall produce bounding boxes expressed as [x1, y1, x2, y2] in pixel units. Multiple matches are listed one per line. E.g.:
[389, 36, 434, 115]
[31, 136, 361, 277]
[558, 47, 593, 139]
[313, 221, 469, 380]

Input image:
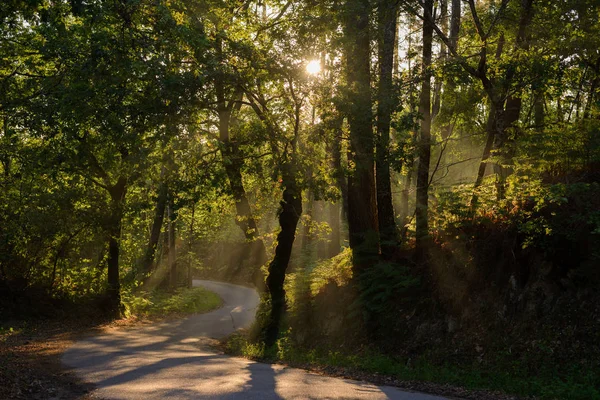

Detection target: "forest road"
[63, 280, 449, 400]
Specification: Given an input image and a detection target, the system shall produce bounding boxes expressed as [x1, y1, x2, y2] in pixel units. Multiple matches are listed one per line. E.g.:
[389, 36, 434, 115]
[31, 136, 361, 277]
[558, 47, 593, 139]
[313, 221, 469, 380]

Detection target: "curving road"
[63, 280, 449, 400]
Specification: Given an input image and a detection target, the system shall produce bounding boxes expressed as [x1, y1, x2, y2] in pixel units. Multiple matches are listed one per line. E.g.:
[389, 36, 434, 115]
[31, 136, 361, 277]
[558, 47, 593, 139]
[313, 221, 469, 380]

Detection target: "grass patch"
[225, 332, 600, 400]
[122, 286, 222, 319]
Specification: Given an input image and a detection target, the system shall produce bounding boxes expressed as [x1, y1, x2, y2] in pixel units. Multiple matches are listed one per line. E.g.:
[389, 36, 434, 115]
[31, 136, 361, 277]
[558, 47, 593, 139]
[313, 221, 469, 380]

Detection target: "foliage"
[226, 330, 600, 400]
[122, 287, 222, 318]
[2, 0, 600, 396]
[308, 247, 353, 295]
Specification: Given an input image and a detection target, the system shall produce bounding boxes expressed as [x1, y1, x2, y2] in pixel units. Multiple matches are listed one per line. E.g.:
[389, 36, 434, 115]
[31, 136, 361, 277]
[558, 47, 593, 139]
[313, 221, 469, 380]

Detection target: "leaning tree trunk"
[264, 165, 302, 347]
[344, 0, 379, 274]
[470, 101, 502, 212]
[106, 176, 127, 315]
[415, 0, 434, 261]
[376, 0, 399, 259]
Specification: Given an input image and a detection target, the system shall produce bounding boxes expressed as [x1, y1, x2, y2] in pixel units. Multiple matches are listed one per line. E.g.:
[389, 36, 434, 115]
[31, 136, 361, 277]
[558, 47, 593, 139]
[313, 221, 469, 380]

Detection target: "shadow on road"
[63, 280, 446, 400]
[244, 361, 284, 399]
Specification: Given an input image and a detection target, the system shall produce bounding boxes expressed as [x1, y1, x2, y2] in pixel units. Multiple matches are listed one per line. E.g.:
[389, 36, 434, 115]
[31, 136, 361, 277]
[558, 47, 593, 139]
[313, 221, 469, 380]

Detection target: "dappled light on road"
[63, 281, 447, 400]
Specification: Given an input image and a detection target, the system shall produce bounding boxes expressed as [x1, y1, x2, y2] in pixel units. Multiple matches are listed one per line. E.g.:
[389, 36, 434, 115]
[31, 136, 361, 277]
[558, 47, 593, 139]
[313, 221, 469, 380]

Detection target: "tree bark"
[1, 117, 11, 178]
[470, 101, 502, 211]
[49, 227, 85, 293]
[495, 95, 522, 200]
[376, 0, 399, 259]
[328, 201, 341, 258]
[449, 0, 461, 51]
[301, 190, 314, 252]
[167, 194, 177, 290]
[332, 116, 349, 220]
[264, 165, 302, 347]
[329, 116, 345, 258]
[344, 0, 379, 274]
[415, 0, 434, 261]
[400, 166, 413, 228]
[584, 58, 600, 119]
[440, 0, 460, 141]
[106, 176, 127, 315]
[432, 0, 448, 121]
[534, 91, 545, 129]
[187, 201, 195, 288]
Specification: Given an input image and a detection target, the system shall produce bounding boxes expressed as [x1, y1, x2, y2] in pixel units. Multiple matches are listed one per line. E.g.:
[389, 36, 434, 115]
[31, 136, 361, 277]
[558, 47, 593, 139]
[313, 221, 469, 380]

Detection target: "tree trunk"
[167, 195, 177, 290]
[140, 168, 167, 275]
[441, 0, 457, 140]
[449, 0, 461, 51]
[432, 0, 448, 121]
[470, 101, 502, 211]
[584, 58, 600, 119]
[332, 116, 349, 220]
[1, 117, 11, 178]
[493, 0, 534, 199]
[495, 95, 522, 200]
[329, 117, 345, 258]
[106, 176, 127, 315]
[400, 166, 413, 228]
[187, 201, 195, 288]
[344, 0, 379, 274]
[415, 0, 434, 261]
[376, 0, 399, 259]
[264, 166, 302, 347]
[301, 190, 314, 252]
[328, 201, 341, 258]
[534, 91, 545, 129]
[49, 227, 85, 293]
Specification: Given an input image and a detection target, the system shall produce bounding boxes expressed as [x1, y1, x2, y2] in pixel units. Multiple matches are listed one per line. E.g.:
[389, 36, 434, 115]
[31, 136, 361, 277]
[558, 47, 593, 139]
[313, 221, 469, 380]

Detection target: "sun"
[306, 59, 321, 75]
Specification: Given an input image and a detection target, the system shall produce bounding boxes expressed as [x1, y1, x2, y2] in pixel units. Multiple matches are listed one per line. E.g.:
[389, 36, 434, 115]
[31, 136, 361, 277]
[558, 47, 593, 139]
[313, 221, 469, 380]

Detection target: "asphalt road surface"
[63, 280, 449, 400]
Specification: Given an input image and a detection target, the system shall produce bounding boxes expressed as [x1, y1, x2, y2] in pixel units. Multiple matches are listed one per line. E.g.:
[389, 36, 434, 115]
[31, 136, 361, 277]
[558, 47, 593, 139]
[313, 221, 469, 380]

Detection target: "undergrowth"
[121, 286, 222, 319]
[227, 202, 600, 400]
[226, 331, 600, 400]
